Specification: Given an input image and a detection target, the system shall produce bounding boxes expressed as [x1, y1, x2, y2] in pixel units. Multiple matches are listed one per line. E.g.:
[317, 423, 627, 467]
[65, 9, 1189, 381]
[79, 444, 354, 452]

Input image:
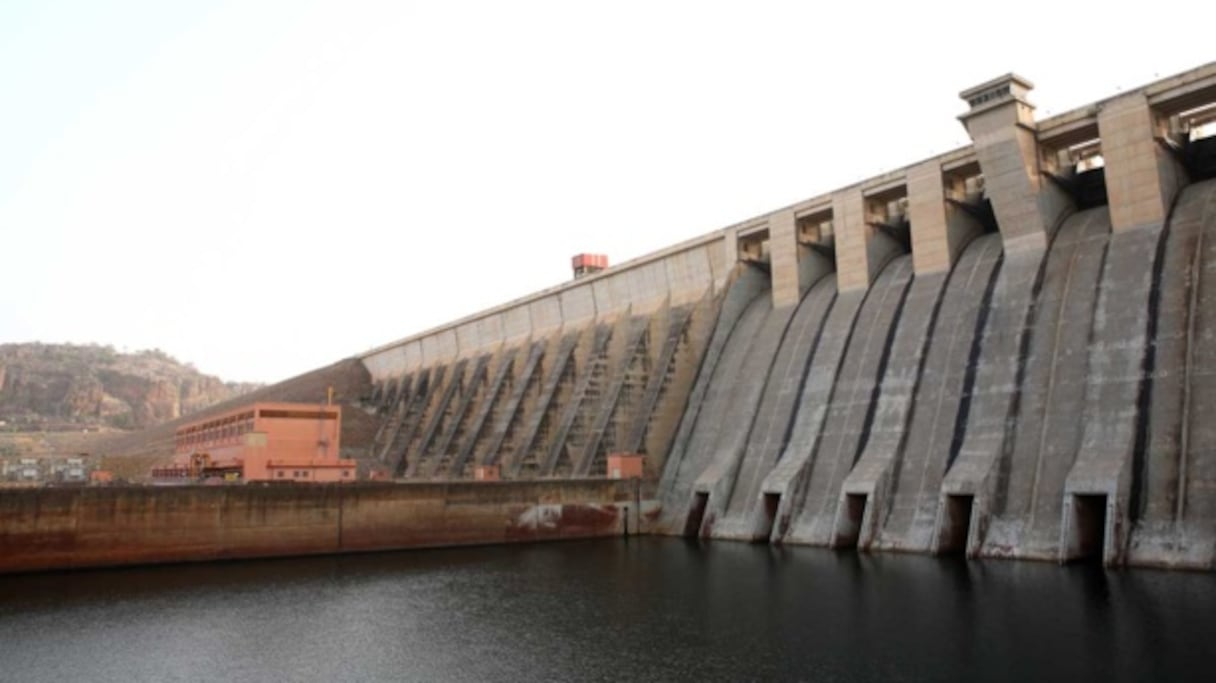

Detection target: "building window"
[277, 471, 284, 478]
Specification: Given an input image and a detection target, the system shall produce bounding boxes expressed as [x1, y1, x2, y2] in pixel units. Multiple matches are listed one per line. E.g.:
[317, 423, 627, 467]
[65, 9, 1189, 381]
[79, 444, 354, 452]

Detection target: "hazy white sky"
[2, 1, 1212, 383]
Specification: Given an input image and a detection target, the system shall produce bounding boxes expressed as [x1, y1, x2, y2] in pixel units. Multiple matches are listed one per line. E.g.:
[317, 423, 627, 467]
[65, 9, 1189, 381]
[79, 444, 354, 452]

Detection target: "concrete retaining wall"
[0, 481, 644, 574]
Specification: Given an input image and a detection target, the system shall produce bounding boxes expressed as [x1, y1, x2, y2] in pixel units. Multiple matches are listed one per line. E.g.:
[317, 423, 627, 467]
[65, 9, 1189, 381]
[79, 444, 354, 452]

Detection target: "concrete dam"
[350, 65, 1216, 570]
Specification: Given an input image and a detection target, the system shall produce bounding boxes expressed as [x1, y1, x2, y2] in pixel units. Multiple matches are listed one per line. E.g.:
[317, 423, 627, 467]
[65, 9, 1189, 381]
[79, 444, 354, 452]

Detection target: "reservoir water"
[0, 538, 1213, 682]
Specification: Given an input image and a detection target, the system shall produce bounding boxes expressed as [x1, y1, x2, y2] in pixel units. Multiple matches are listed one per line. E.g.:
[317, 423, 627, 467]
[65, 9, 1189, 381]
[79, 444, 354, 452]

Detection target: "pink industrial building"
[160, 402, 355, 483]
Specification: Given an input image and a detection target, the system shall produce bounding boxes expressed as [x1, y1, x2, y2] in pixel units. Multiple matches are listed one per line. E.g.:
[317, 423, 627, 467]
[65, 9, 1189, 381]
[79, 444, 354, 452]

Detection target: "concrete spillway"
[653, 179, 1216, 569]
[982, 208, 1110, 559]
[1128, 179, 1216, 564]
[353, 63, 1216, 569]
[657, 268, 775, 534]
[873, 233, 1003, 552]
[713, 273, 836, 540]
[784, 255, 915, 546]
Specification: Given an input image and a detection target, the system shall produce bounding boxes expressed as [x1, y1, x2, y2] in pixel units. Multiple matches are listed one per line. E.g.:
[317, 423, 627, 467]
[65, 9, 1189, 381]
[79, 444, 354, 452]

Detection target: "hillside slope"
[0, 343, 260, 431]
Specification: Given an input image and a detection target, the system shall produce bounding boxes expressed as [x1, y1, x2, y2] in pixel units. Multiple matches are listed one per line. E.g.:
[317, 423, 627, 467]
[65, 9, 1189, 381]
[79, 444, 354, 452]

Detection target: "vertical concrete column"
[1098, 93, 1186, 232]
[958, 75, 1069, 254]
[833, 189, 870, 292]
[722, 227, 738, 272]
[909, 161, 985, 275]
[907, 160, 952, 274]
[769, 209, 800, 308]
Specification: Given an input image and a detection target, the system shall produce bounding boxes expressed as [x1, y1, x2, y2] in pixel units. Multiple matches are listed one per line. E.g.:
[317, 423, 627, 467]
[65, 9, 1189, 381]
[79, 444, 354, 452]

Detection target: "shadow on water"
[0, 542, 567, 609]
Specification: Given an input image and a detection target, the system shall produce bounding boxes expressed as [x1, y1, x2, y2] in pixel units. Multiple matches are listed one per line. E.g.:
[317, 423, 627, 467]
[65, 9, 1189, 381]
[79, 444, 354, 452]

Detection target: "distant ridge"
[0, 342, 261, 431]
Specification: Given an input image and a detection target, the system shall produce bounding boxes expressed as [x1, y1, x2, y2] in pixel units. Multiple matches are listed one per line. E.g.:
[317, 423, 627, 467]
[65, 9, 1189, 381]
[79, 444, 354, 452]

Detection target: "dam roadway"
[6, 62, 1216, 572]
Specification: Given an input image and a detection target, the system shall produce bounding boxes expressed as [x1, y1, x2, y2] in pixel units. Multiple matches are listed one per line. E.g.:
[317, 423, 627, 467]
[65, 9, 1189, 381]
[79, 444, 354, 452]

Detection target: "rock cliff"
[0, 343, 259, 430]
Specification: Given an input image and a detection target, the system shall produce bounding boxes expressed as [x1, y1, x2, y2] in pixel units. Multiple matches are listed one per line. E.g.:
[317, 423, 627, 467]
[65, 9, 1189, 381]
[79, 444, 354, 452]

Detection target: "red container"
[606, 453, 644, 480]
[571, 253, 608, 270]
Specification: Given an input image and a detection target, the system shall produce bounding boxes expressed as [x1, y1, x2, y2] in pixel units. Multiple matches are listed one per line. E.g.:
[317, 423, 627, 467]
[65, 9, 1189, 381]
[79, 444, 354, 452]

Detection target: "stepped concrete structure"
[350, 63, 1216, 570]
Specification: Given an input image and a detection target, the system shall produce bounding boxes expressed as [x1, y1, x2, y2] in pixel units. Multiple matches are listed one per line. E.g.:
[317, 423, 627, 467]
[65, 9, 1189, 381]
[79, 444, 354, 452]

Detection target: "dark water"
[1, 539, 1213, 682]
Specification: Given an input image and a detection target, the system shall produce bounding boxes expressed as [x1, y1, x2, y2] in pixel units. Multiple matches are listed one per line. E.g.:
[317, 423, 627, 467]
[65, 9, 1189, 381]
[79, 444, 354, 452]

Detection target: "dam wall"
[233, 62, 1216, 571]
[357, 232, 738, 482]
[652, 63, 1216, 570]
[0, 481, 643, 574]
[8, 61, 1216, 574]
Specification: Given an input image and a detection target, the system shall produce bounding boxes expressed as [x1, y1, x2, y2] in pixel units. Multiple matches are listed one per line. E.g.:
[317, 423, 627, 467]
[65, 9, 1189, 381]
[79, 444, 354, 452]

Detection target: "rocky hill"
[0, 343, 261, 431]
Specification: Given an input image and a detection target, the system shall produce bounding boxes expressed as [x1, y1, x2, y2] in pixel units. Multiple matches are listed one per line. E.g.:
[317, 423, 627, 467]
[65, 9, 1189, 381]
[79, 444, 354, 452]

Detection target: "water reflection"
[0, 539, 1212, 682]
